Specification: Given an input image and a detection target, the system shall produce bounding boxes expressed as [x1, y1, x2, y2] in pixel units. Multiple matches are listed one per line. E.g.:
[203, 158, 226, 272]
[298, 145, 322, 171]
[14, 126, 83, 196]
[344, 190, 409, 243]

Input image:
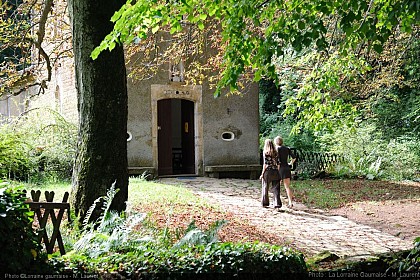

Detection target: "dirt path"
[329, 199, 420, 243]
[159, 177, 417, 259]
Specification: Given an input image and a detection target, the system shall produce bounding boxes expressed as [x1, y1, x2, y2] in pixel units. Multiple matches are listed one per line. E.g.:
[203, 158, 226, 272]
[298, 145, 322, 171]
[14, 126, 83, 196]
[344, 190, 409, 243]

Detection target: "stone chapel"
[0, 19, 262, 179]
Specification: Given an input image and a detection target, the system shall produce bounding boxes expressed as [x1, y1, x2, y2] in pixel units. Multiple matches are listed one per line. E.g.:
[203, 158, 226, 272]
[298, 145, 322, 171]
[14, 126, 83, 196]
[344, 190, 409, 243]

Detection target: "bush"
[320, 124, 420, 180]
[63, 241, 307, 279]
[0, 182, 49, 273]
[0, 127, 34, 180]
[388, 237, 420, 273]
[0, 108, 77, 182]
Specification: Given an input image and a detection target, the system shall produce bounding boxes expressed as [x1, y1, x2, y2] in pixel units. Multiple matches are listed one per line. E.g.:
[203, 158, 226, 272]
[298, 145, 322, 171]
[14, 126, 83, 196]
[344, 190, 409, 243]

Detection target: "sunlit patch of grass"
[293, 181, 344, 209]
[128, 176, 216, 213]
[8, 180, 71, 202]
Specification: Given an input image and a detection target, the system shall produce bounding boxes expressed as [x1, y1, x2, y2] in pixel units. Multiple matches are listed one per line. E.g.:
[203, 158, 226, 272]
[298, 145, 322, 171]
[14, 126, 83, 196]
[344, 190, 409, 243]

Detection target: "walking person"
[274, 136, 297, 208]
[259, 139, 281, 208]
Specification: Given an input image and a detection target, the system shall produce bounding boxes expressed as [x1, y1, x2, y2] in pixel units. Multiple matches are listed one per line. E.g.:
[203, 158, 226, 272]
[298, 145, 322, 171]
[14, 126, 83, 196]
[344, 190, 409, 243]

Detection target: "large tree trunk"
[69, 0, 128, 221]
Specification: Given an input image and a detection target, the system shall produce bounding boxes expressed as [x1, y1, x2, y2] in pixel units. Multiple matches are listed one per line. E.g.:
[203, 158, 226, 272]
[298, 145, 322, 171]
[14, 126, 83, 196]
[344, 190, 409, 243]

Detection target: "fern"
[72, 182, 228, 259]
[173, 219, 228, 248]
[206, 219, 228, 243]
[72, 181, 147, 258]
[98, 181, 119, 228]
[81, 196, 103, 230]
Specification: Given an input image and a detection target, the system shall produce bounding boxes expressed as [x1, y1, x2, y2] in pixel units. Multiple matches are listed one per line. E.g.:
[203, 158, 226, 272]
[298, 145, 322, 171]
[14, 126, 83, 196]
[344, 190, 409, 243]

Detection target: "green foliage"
[319, 123, 420, 180]
[0, 108, 77, 182]
[369, 32, 420, 138]
[0, 182, 49, 273]
[0, 126, 34, 180]
[72, 183, 147, 258]
[282, 53, 361, 133]
[96, 0, 420, 82]
[259, 31, 420, 181]
[59, 180, 307, 277]
[64, 239, 307, 278]
[259, 79, 320, 151]
[173, 219, 227, 249]
[397, 237, 420, 272]
[386, 237, 420, 273]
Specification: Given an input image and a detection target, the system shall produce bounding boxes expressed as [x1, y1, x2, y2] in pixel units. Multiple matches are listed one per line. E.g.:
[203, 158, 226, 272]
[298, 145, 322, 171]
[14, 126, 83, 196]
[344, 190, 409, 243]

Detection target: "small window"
[127, 131, 133, 142]
[221, 131, 235, 141]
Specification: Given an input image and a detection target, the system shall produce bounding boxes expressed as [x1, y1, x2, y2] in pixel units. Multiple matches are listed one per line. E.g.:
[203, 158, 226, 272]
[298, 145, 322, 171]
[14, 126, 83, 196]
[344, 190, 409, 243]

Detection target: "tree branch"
[34, 0, 54, 81]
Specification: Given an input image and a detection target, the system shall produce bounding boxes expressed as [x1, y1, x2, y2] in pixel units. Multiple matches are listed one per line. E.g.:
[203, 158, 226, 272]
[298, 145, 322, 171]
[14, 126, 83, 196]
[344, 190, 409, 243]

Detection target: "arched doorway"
[157, 99, 195, 175]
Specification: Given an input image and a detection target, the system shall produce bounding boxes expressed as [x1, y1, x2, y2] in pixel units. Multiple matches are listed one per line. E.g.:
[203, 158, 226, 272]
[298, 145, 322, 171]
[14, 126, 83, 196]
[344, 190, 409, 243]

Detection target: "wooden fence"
[288, 148, 344, 177]
[25, 190, 71, 255]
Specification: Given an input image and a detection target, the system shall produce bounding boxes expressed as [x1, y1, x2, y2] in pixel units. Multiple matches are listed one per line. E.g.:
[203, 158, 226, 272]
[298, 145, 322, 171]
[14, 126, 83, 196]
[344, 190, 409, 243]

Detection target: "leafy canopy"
[93, 0, 419, 91]
[92, 0, 420, 131]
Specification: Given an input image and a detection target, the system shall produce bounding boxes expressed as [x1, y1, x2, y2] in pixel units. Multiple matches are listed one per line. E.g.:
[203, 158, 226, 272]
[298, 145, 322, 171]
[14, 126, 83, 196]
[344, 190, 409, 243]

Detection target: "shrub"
[0, 182, 49, 273]
[320, 124, 420, 180]
[0, 127, 35, 180]
[387, 237, 420, 273]
[1, 108, 77, 182]
[63, 239, 307, 279]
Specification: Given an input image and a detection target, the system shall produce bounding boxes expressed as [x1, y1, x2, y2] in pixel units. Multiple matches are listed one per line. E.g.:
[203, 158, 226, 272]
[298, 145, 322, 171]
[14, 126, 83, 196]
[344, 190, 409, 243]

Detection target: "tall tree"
[69, 0, 128, 220]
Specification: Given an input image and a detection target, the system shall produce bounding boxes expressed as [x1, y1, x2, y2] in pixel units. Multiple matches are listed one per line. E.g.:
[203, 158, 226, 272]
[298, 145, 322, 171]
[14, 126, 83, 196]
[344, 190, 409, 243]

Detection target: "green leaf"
[298, 21, 305, 30]
[254, 69, 261, 81]
[151, 25, 159, 34]
[111, 9, 123, 22]
[373, 43, 383, 54]
[199, 14, 207, 20]
[91, 48, 100, 60]
[109, 41, 116, 52]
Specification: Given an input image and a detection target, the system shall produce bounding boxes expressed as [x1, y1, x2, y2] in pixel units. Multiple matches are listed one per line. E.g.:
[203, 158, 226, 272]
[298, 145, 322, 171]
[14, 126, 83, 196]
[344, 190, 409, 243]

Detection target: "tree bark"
[69, 0, 128, 221]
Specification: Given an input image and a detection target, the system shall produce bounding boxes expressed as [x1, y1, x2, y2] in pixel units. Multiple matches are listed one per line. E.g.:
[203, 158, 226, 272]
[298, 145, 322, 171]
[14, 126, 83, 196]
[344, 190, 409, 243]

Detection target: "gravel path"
[159, 177, 413, 260]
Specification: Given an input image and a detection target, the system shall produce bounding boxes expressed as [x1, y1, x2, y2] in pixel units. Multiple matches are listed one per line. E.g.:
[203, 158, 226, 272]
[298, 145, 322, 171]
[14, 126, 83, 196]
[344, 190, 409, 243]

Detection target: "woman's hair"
[274, 136, 283, 146]
[263, 139, 277, 157]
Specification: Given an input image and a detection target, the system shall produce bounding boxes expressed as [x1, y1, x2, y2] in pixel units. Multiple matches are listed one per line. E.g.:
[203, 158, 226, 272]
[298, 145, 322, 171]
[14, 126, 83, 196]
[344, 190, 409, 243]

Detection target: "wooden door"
[158, 99, 172, 175]
[181, 100, 195, 174]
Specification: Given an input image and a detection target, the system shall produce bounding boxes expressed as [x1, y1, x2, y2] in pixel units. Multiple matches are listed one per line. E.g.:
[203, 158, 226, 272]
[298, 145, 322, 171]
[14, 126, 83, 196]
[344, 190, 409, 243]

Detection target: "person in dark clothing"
[274, 136, 296, 208]
[259, 139, 281, 208]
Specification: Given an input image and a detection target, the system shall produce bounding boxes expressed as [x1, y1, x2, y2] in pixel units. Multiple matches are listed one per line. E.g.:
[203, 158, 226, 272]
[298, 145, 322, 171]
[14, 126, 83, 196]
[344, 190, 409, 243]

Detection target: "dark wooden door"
[181, 100, 195, 174]
[158, 99, 172, 175]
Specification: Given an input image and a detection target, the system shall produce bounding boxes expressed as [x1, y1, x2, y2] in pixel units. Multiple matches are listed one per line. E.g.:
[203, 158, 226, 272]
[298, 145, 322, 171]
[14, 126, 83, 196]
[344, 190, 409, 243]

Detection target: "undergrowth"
[55, 182, 307, 278]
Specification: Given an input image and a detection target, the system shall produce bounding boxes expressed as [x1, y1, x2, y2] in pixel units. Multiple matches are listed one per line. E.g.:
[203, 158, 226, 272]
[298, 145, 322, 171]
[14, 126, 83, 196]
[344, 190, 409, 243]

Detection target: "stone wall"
[27, 56, 78, 124]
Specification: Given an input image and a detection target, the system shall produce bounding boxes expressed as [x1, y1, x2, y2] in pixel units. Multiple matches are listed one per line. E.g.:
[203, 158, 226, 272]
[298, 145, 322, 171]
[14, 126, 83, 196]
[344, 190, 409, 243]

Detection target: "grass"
[293, 178, 420, 209]
[128, 177, 282, 245]
[7, 176, 420, 211]
[7, 179, 71, 202]
[128, 176, 214, 211]
[293, 181, 342, 208]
